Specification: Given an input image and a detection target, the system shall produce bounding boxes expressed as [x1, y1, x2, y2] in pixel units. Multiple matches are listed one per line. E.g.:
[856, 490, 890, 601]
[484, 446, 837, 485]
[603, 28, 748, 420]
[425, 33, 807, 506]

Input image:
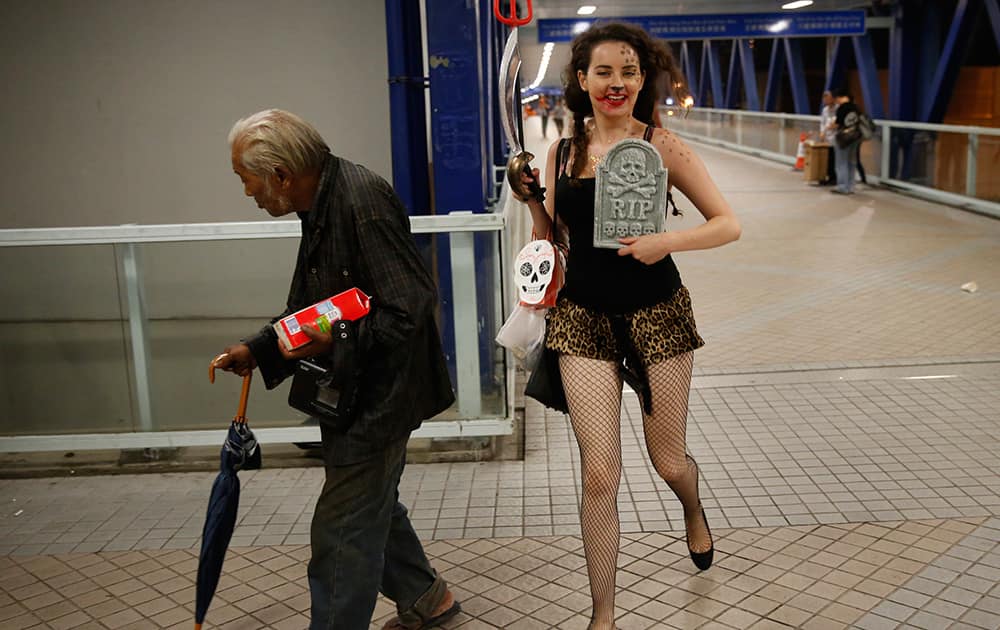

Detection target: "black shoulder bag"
[287, 320, 362, 432]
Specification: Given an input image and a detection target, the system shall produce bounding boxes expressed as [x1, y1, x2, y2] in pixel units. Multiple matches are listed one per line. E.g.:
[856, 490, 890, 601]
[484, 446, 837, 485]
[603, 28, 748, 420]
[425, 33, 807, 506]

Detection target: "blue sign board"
[537, 11, 866, 43]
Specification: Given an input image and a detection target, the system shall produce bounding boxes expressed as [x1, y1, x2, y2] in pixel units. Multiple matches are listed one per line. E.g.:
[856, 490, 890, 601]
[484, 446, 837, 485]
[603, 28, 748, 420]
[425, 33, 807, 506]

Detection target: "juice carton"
[273, 288, 371, 350]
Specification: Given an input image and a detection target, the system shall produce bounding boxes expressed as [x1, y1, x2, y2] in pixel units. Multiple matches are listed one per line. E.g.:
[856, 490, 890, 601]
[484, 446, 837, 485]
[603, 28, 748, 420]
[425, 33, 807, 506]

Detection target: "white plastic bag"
[495, 304, 547, 367]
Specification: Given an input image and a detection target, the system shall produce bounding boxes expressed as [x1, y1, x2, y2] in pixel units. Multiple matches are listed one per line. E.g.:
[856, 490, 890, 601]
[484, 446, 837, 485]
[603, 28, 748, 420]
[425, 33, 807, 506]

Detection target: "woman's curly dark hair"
[562, 22, 689, 179]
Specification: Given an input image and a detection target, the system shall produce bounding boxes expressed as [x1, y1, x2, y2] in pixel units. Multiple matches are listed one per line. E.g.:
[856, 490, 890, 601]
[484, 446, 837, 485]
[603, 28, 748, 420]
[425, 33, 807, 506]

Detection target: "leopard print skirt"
[545, 286, 704, 367]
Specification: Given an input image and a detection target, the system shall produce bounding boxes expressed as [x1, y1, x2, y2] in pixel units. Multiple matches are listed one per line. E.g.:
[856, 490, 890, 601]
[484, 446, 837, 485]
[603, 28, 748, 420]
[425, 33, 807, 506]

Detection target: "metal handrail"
[0, 213, 506, 248]
[687, 107, 819, 123]
[686, 107, 1000, 136]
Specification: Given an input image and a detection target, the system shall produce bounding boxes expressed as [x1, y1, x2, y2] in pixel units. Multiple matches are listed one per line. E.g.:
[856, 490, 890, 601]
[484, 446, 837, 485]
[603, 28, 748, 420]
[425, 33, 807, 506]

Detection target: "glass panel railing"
[0, 244, 134, 435]
[664, 107, 1000, 217]
[138, 238, 303, 431]
[0, 214, 509, 442]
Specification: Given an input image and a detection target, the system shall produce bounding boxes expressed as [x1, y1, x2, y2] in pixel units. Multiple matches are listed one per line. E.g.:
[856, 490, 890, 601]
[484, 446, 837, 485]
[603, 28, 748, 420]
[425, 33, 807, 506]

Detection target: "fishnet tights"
[641, 352, 711, 554]
[560, 351, 708, 630]
[560, 355, 623, 629]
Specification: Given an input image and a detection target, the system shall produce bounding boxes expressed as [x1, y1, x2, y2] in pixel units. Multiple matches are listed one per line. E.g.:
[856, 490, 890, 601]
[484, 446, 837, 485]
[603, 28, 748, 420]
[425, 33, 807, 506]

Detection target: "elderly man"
[213, 109, 460, 630]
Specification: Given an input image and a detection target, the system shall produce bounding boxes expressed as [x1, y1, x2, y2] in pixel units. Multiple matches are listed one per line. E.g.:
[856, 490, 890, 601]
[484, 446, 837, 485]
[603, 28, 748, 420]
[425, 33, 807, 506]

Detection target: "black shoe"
[685, 454, 714, 571]
[688, 506, 714, 571]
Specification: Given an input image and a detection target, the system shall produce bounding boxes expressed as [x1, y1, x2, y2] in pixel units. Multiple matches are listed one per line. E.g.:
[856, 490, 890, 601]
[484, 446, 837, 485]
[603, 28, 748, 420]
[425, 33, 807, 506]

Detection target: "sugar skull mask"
[515, 239, 555, 305]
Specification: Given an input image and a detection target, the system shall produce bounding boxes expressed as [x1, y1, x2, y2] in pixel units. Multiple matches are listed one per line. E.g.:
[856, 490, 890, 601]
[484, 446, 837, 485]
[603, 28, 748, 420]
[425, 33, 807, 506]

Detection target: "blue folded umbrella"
[197, 372, 259, 630]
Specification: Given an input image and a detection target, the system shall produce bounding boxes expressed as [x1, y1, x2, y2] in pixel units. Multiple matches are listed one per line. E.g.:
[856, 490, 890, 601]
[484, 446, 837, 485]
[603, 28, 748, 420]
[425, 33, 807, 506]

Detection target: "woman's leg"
[559, 354, 624, 629]
[640, 352, 712, 556]
[855, 142, 867, 184]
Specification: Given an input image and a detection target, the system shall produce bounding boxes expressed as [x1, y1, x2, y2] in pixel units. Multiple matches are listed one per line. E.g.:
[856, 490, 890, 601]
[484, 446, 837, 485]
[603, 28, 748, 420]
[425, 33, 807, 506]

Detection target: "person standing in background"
[832, 88, 861, 195]
[818, 90, 837, 186]
[539, 93, 551, 139]
[551, 97, 567, 137]
[847, 94, 868, 185]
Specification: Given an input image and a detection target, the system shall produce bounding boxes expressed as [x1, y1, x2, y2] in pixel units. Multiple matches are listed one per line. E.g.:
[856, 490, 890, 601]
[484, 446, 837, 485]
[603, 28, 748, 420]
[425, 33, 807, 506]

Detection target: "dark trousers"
[308, 435, 439, 630]
[826, 146, 836, 183]
[856, 142, 867, 184]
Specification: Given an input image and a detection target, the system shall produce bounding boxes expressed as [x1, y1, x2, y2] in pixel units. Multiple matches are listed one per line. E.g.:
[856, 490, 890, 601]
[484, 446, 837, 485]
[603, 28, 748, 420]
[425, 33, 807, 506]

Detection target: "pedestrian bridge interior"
[2, 108, 998, 629]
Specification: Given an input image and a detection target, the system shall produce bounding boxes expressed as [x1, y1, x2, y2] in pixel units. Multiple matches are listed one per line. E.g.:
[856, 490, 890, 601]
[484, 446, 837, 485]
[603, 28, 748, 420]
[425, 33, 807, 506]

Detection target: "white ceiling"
[517, 0, 874, 88]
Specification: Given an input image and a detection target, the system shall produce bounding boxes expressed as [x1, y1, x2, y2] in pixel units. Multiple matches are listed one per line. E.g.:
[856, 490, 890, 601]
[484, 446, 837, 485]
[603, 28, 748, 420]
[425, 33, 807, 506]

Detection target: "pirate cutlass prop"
[495, 0, 545, 202]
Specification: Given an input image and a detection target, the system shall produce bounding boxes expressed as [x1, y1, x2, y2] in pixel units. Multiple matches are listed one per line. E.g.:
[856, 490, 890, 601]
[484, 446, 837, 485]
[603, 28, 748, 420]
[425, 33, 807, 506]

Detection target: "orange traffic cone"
[794, 133, 807, 171]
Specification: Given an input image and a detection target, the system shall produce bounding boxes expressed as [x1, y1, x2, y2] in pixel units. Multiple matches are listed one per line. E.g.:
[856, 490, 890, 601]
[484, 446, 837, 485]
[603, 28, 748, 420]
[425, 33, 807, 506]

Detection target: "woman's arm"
[519, 139, 561, 238]
[617, 129, 740, 264]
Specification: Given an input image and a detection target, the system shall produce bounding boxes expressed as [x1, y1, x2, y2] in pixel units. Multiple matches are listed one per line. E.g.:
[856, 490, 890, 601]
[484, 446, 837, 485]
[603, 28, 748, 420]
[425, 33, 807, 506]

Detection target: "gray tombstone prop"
[594, 138, 667, 249]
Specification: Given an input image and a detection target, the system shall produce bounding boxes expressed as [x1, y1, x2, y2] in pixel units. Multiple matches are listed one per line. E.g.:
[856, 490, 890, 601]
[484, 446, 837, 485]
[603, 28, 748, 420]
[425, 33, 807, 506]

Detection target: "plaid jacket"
[246, 154, 455, 464]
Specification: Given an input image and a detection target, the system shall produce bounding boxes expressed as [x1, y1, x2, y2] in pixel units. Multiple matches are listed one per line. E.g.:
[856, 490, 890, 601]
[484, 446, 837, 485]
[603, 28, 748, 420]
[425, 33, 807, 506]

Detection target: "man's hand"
[278, 324, 333, 360]
[212, 343, 257, 377]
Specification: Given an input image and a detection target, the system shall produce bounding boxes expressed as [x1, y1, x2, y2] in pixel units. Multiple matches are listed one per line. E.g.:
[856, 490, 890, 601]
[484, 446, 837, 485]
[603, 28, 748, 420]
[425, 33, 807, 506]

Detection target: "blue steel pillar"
[851, 34, 885, 118]
[763, 39, 784, 112]
[701, 40, 724, 108]
[424, 0, 501, 408]
[725, 41, 741, 109]
[989, 0, 1000, 51]
[825, 36, 850, 93]
[783, 39, 810, 115]
[921, 0, 976, 123]
[424, 0, 488, 396]
[915, 1, 942, 120]
[888, 2, 920, 179]
[764, 39, 809, 114]
[385, 0, 430, 216]
[681, 42, 700, 105]
[738, 40, 760, 111]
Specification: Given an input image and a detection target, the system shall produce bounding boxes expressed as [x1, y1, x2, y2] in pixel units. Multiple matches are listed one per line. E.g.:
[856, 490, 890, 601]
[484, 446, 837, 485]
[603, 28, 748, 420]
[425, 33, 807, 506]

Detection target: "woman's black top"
[554, 130, 682, 315]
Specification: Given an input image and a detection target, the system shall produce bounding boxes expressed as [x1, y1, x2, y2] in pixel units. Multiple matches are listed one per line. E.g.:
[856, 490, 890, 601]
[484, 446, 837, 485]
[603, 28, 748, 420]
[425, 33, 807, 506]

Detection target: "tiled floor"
[2, 116, 999, 629]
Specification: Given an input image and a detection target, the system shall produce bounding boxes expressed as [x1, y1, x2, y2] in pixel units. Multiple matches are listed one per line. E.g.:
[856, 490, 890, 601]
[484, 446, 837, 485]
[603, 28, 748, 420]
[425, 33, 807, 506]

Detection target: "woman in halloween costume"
[514, 23, 740, 630]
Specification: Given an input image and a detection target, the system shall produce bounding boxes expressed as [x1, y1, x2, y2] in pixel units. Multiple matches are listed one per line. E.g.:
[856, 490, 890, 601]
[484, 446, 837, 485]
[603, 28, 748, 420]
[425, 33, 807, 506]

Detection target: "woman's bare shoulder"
[647, 127, 696, 169]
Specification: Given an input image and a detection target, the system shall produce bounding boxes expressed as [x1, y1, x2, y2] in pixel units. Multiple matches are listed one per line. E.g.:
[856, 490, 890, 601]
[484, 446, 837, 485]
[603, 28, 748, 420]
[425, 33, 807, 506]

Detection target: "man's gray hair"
[228, 109, 330, 176]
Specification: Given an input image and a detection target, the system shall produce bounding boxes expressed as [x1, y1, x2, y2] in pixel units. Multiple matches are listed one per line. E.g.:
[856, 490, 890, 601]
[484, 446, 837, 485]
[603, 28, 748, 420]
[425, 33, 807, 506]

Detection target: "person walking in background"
[551, 97, 567, 137]
[818, 89, 837, 186]
[539, 93, 551, 138]
[214, 109, 460, 630]
[848, 94, 869, 185]
[832, 88, 861, 194]
[513, 22, 740, 630]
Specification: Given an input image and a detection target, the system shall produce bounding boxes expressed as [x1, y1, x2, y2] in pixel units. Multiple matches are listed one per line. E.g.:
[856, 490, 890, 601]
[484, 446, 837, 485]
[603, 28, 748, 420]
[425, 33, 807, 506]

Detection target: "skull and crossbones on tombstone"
[607, 148, 657, 198]
[593, 138, 668, 249]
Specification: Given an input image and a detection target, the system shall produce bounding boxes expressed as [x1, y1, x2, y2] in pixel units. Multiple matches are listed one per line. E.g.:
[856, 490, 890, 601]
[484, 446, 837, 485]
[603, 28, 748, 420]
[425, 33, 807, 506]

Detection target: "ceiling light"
[577, 5, 597, 15]
[781, 0, 814, 8]
[767, 19, 790, 33]
[523, 42, 555, 92]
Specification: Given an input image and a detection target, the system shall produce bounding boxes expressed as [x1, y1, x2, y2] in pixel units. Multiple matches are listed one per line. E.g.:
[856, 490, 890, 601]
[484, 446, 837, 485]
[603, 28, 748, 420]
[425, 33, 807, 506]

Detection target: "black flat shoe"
[685, 454, 714, 571]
